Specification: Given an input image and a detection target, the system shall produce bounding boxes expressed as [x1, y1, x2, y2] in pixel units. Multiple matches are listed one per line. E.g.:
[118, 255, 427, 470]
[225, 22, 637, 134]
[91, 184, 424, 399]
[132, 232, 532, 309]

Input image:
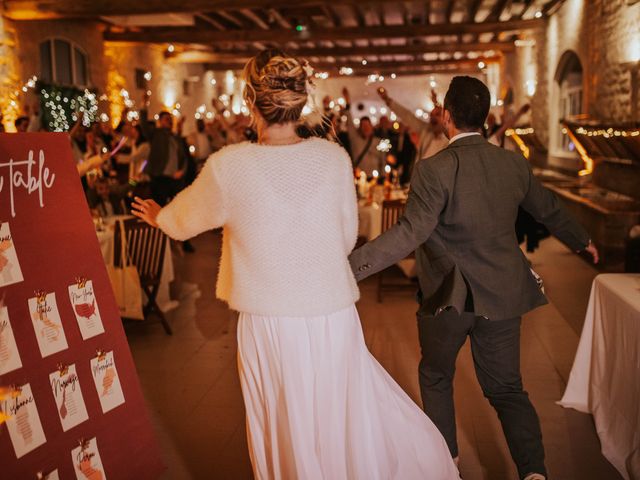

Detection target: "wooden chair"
[377, 199, 416, 303]
[114, 217, 173, 334]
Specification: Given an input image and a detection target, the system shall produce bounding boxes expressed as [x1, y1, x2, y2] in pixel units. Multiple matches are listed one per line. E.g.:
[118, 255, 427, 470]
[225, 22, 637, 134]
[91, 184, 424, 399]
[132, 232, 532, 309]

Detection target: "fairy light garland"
[572, 126, 640, 138]
[505, 128, 531, 159]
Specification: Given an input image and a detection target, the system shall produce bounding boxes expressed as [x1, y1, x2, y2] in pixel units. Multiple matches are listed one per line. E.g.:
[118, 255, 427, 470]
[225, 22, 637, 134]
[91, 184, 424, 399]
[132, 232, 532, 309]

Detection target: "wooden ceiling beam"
[203, 55, 499, 71]
[542, 0, 565, 15]
[466, 0, 483, 22]
[267, 8, 291, 28]
[445, 0, 457, 23]
[196, 13, 226, 31]
[487, 0, 510, 21]
[214, 10, 248, 28]
[423, 2, 431, 25]
[203, 62, 481, 77]
[3, 0, 434, 19]
[236, 9, 270, 29]
[321, 5, 341, 27]
[518, 0, 536, 19]
[173, 40, 514, 62]
[104, 18, 543, 43]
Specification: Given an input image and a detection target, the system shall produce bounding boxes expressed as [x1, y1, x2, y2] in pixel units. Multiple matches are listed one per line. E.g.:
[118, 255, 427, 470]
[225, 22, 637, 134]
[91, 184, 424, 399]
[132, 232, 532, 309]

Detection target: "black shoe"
[182, 241, 195, 253]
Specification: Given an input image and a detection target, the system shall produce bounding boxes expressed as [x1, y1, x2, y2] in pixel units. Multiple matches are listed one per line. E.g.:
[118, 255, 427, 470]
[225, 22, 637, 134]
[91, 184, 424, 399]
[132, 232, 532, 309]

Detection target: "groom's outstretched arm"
[349, 158, 448, 282]
[520, 160, 591, 252]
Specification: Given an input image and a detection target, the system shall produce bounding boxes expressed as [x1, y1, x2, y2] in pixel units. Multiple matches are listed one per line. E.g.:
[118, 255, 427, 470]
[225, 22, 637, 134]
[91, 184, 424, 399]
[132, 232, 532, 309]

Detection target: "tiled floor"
[124, 232, 622, 480]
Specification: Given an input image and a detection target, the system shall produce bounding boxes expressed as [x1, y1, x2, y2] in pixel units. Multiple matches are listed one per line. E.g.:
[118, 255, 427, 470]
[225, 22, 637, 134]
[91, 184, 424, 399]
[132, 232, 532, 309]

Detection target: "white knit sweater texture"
[157, 137, 360, 316]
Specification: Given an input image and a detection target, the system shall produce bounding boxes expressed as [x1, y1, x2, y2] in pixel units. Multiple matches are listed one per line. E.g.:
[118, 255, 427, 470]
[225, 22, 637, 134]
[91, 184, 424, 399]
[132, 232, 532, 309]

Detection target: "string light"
[505, 129, 531, 159]
[574, 126, 640, 138]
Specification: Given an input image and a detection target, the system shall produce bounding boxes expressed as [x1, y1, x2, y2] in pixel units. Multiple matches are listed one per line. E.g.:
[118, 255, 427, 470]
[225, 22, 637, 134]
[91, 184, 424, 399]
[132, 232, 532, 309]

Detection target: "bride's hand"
[131, 196, 161, 227]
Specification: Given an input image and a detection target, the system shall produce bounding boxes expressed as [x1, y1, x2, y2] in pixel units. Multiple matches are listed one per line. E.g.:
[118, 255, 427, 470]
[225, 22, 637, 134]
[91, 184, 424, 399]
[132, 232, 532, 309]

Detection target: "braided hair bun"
[243, 48, 310, 125]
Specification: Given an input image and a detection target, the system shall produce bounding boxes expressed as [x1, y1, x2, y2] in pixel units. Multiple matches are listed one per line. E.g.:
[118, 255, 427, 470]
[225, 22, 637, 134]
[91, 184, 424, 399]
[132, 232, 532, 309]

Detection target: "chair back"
[114, 218, 167, 287]
[380, 199, 406, 234]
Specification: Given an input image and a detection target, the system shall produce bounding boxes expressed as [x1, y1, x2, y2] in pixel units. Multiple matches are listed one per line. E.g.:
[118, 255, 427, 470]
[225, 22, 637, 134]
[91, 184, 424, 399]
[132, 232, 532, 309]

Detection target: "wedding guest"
[140, 99, 195, 253]
[14, 116, 29, 132]
[375, 115, 399, 150]
[343, 88, 384, 176]
[139, 94, 186, 207]
[115, 124, 150, 183]
[206, 118, 228, 151]
[87, 177, 125, 217]
[377, 87, 448, 165]
[188, 118, 213, 169]
[395, 122, 417, 184]
[99, 120, 115, 148]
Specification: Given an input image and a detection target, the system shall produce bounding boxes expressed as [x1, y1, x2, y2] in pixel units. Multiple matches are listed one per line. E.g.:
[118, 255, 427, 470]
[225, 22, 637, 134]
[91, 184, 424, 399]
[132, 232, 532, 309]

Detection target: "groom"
[349, 76, 598, 480]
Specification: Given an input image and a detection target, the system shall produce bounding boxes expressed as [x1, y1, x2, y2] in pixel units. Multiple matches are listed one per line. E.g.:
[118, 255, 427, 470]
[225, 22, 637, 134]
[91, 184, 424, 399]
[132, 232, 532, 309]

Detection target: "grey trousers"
[417, 308, 547, 479]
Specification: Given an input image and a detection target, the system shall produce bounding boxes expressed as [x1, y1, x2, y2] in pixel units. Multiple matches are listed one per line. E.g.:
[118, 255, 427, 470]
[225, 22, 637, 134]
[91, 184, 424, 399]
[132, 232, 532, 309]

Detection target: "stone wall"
[11, 19, 108, 92]
[585, 0, 640, 123]
[505, 0, 640, 172]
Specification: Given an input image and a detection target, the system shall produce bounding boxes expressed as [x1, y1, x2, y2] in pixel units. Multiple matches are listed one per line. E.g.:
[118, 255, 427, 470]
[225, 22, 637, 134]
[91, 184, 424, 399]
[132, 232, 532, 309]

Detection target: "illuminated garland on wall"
[38, 82, 99, 132]
[505, 128, 531, 159]
[572, 126, 640, 138]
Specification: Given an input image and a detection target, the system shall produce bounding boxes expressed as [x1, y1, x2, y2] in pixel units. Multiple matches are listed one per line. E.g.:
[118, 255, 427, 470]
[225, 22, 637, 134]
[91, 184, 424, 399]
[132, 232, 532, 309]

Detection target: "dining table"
[559, 273, 640, 480]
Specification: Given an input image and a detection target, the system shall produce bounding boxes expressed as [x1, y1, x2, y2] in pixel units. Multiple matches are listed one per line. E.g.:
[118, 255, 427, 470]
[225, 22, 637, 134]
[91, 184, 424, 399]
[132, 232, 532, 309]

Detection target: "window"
[553, 51, 583, 154]
[559, 73, 583, 152]
[39, 39, 89, 87]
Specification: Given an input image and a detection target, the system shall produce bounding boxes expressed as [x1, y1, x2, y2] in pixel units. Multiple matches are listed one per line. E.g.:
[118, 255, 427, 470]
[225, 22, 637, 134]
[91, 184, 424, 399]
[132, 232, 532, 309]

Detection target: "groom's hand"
[583, 241, 599, 264]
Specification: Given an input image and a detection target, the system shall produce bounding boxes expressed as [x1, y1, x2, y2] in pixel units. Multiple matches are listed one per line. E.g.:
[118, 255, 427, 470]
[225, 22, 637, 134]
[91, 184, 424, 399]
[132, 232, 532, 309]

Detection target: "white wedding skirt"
[237, 304, 459, 480]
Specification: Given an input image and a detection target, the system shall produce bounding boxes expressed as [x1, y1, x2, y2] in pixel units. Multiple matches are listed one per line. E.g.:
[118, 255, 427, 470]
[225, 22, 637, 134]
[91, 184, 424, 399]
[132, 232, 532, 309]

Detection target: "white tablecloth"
[559, 274, 640, 480]
[96, 217, 177, 313]
[357, 200, 416, 278]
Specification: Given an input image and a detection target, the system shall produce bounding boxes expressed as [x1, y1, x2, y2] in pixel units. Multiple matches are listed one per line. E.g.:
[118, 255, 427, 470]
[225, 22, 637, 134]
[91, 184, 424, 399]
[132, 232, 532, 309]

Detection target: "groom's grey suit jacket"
[349, 134, 590, 321]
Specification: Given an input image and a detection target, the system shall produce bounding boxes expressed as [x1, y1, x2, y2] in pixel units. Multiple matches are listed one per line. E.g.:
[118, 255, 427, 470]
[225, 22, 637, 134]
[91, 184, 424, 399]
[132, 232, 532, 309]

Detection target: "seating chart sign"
[0, 134, 164, 478]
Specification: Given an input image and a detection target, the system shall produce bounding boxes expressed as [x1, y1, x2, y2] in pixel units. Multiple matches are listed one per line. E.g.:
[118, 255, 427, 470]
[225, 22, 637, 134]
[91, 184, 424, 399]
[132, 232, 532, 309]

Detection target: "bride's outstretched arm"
[132, 156, 227, 240]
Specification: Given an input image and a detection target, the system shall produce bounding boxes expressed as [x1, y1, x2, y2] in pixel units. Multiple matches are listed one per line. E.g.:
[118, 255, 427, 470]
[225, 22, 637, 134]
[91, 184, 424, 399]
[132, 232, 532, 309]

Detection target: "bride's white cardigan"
[157, 137, 360, 317]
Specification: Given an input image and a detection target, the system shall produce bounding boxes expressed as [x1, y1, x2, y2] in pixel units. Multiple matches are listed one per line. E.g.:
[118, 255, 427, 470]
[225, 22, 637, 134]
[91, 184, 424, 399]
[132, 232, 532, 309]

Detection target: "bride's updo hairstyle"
[242, 48, 310, 125]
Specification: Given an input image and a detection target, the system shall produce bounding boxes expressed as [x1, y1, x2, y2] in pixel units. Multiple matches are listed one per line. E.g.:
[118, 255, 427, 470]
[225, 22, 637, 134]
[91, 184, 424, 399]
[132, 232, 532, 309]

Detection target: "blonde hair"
[242, 49, 309, 125]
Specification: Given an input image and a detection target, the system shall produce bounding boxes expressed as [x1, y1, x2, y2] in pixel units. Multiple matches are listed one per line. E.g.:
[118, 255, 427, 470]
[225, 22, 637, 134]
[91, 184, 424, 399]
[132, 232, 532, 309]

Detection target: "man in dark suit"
[349, 76, 599, 480]
[139, 97, 186, 207]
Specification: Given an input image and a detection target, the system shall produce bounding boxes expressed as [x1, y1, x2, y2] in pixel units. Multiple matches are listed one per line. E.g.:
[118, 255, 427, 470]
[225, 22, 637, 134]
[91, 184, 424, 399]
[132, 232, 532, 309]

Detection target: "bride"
[132, 48, 459, 480]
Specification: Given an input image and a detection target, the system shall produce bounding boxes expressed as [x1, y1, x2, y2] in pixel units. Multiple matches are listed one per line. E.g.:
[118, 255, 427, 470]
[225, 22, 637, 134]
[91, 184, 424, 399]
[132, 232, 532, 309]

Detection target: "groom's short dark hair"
[443, 76, 491, 131]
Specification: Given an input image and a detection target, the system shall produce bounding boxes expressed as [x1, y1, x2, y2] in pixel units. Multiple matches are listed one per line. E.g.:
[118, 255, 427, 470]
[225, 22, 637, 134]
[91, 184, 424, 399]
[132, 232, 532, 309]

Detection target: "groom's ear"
[442, 109, 451, 126]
